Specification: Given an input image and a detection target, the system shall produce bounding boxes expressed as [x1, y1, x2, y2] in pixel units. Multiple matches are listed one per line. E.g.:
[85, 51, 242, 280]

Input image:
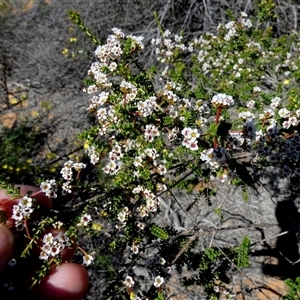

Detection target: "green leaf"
[150, 225, 169, 240]
[235, 236, 251, 268]
[155, 291, 165, 300]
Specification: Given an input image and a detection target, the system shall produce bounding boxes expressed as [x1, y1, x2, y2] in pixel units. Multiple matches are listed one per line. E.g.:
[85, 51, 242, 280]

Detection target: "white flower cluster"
[120, 80, 138, 103]
[151, 29, 188, 63]
[95, 29, 123, 63]
[200, 147, 229, 168]
[275, 52, 298, 74]
[162, 89, 179, 103]
[40, 179, 58, 198]
[211, 93, 234, 108]
[137, 96, 158, 117]
[246, 100, 256, 109]
[239, 12, 253, 29]
[39, 232, 70, 261]
[253, 86, 262, 93]
[192, 23, 266, 84]
[276, 104, 300, 130]
[117, 206, 131, 228]
[270, 97, 281, 110]
[227, 131, 245, 149]
[259, 108, 275, 120]
[144, 124, 160, 142]
[238, 111, 255, 121]
[60, 160, 86, 195]
[223, 21, 237, 41]
[181, 127, 200, 151]
[103, 160, 122, 175]
[126, 34, 144, 51]
[97, 106, 113, 122]
[11, 196, 34, 227]
[133, 147, 160, 169]
[220, 12, 252, 41]
[135, 186, 161, 218]
[167, 126, 179, 142]
[278, 108, 291, 118]
[282, 116, 299, 129]
[87, 91, 110, 111]
[103, 142, 123, 175]
[108, 143, 123, 162]
[91, 28, 143, 91]
[86, 145, 100, 165]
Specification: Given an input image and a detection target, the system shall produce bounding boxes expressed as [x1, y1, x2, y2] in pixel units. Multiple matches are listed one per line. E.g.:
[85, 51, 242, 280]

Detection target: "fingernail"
[0, 224, 14, 266]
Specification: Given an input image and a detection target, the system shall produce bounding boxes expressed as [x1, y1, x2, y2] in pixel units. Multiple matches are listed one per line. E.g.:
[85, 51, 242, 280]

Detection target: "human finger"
[0, 185, 52, 227]
[0, 224, 14, 272]
[0, 185, 52, 208]
[31, 263, 89, 300]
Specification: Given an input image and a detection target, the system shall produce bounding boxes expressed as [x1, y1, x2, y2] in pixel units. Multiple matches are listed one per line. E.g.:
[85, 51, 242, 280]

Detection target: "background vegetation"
[1, 1, 300, 299]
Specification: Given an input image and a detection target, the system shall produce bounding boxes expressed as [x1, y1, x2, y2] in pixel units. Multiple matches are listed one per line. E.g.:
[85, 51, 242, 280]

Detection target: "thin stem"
[215, 106, 222, 124]
[213, 106, 223, 149]
[213, 136, 218, 149]
[24, 219, 32, 239]
[77, 245, 88, 256]
[31, 190, 43, 198]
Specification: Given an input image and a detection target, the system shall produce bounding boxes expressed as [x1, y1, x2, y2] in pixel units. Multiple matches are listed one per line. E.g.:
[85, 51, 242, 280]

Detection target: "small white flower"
[11, 205, 23, 222]
[131, 243, 139, 254]
[40, 180, 57, 198]
[282, 120, 291, 129]
[253, 86, 261, 93]
[19, 196, 33, 208]
[43, 233, 54, 245]
[53, 221, 64, 229]
[246, 100, 255, 109]
[124, 275, 135, 287]
[137, 222, 145, 230]
[278, 108, 291, 118]
[117, 211, 127, 223]
[214, 285, 220, 292]
[80, 214, 92, 226]
[154, 276, 165, 288]
[39, 251, 49, 260]
[49, 245, 60, 257]
[40, 182, 51, 193]
[157, 164, 167, 175]
[83, 253, 95, 266]
[73, 162, 86, 171]
[211, 93, 234, 108]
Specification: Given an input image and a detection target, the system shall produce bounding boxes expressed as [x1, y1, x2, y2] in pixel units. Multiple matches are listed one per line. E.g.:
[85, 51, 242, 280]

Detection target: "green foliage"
[95, 255, 116, 280]
[255, 0, 276, 22]
[5, 2, 300, 299]
[150, 225, 169, 240]
[0, 179, 21, 198]
[0, 121, 47, 183]
[68, 10, 101, 46]
[282, 277, 300, 300]
[234, 236, 251, 268]
[155, 291, 165, 300]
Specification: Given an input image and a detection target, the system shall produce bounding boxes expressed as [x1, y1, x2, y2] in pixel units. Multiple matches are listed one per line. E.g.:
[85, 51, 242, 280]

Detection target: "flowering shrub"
[2, 1, 300, 299]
